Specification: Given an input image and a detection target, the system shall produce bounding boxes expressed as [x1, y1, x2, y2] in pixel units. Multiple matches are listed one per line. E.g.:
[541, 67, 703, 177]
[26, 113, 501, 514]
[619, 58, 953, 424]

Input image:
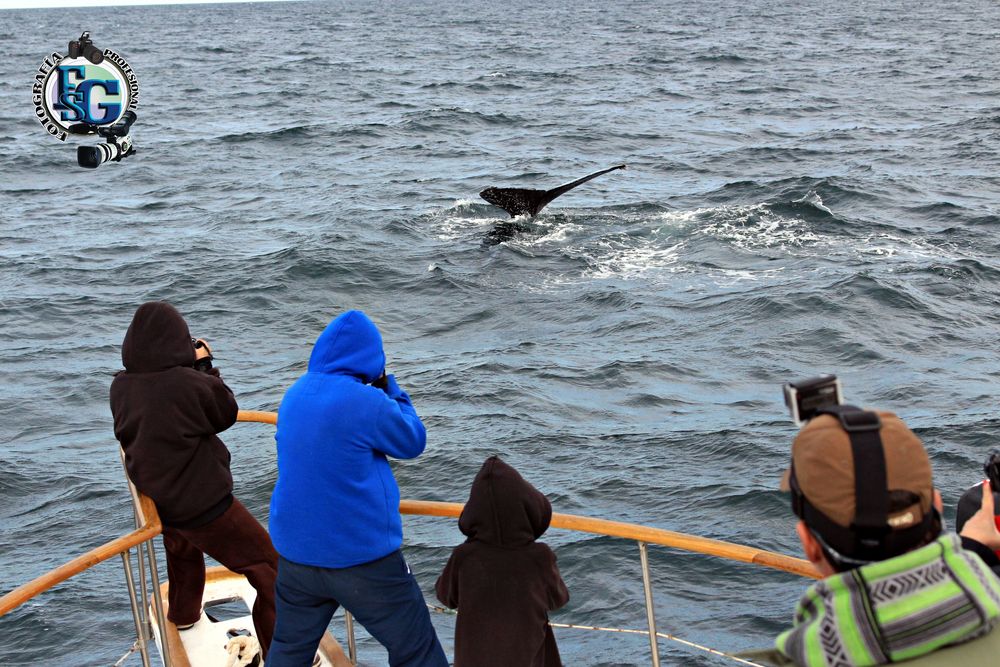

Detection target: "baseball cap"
[779, 409, 935, 562]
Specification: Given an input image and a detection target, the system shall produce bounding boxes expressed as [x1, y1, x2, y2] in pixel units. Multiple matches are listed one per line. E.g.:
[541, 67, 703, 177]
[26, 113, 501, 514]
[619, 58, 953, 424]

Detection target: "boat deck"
[152, 566, 350, 667]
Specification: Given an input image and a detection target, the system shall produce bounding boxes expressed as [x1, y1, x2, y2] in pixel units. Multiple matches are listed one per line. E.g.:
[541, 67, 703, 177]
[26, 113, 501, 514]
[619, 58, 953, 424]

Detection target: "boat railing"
[0, 450, 167, 666]
[0, 410, 818, 666]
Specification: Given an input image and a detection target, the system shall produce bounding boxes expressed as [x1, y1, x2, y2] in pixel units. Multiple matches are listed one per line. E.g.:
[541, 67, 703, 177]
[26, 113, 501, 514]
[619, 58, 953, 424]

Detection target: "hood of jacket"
[307, 310, 385, 382]
[776, 533, 1000, 666]
[458, 456, 552, 548]
[121, 302, 196, 372]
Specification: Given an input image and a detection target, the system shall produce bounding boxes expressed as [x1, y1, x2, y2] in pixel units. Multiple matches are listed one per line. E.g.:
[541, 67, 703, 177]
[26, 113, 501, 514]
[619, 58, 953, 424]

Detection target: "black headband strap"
[818, 406, 887, 533]
[814, 405, 897, 557]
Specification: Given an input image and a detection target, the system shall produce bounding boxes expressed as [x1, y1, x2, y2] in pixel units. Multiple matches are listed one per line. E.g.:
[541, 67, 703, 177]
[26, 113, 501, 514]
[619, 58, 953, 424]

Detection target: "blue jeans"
[265, 551, 448, 667]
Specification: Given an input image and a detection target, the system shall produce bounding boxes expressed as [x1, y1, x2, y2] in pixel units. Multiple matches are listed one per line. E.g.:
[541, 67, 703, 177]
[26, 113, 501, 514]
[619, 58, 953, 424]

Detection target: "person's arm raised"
[959, 480, 1000, 567]
[372, 374, 426, 459]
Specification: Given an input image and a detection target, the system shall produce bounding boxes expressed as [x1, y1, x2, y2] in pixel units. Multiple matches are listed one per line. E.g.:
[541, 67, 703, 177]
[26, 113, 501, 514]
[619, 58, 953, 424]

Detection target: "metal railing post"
[124, 450, 158, 660]
[121, 549, 152, 667]
[638, 541, 660, 667]
[345, 610, 357, 664]
[131, 502, 153, 643]
[136, 542, 151, 635]
[145, 539, 172, 667]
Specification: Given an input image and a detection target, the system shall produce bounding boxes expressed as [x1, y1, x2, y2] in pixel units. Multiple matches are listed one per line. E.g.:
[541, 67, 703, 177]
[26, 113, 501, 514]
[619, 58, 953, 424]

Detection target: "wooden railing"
[0, 493, 162, 616]
[240, 409, 815, 578]
[237, 409, 277, 425]
[400, 499, 817, 579]
[0, 408, 817, 624]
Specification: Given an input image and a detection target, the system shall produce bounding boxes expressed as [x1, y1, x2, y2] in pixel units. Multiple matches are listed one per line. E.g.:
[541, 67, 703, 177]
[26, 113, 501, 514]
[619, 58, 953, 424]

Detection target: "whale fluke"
[479, 164, 626, 217]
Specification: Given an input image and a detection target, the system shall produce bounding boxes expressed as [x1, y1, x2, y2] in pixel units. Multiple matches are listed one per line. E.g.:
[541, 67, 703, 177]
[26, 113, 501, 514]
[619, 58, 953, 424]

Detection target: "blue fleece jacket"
[269, 310, 427, 568]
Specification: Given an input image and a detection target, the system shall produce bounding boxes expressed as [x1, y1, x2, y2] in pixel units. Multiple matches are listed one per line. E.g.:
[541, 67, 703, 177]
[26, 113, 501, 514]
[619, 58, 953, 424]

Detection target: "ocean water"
[2, 0, 1000, 664]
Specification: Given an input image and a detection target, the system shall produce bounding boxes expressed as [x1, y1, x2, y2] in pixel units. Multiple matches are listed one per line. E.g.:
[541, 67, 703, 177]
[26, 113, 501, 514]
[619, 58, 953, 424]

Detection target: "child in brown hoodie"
[436, 456, 569, 667]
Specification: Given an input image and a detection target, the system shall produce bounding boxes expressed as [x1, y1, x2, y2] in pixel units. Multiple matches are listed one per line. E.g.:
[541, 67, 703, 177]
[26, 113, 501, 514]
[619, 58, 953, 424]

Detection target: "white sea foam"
[583, 239, 686, 280]
[694, 203, 825, 250]
[425, 200, 496, 241]
[532, 220, 584, 244]
[857, 233, 955, 262]
[446, 199, 482, 210]
[431, 215, 491, 241]
[691, 201, 959, 267]
[654, 208, 706, 226]
[794, 190, 834, 215]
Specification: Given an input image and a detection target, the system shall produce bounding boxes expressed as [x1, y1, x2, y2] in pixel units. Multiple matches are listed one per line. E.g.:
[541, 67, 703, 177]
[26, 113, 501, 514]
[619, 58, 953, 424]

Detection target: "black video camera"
[783, 374, 843, 426]
[68, 31, 104, 64]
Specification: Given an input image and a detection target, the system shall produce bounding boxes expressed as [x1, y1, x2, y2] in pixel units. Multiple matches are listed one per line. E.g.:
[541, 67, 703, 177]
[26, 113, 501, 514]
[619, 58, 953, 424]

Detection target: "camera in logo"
[32, 32, 139, 142]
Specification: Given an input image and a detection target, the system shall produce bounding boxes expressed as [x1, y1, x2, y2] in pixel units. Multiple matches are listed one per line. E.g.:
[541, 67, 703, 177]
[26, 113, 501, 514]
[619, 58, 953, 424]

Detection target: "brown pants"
[162, 497, 278, 656]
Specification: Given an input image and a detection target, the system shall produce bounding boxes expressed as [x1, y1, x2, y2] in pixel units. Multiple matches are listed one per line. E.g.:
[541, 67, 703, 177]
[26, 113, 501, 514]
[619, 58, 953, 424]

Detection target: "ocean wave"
[824, 272, 941, 320]
[967, 214, 1000, 227]
[214, 124, 325, 144]
[399, 108, 525, 130]
[692, 53, 755, 63]
[4, 1, 1000, 664]
[906, 258, 1000, 284]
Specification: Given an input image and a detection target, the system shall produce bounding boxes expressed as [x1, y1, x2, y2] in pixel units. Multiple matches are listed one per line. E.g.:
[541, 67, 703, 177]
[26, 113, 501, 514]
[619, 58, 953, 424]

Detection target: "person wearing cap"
[743, 407, 1000, 666]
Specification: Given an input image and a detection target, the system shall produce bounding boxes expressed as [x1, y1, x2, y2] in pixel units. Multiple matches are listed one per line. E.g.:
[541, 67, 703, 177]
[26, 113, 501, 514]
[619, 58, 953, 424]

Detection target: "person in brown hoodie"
[109, 301, 278, 656]
[436, 456, 569, 667]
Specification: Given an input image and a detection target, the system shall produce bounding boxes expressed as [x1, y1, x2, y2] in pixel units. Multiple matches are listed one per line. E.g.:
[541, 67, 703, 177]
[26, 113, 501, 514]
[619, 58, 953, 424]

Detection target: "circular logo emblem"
[32, 47, 139, 141]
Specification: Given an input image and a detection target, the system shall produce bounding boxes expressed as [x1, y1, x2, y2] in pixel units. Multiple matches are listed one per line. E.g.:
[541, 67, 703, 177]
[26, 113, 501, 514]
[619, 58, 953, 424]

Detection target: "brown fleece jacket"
[110, 302, 238, 527]
[436, 456, 569, 667]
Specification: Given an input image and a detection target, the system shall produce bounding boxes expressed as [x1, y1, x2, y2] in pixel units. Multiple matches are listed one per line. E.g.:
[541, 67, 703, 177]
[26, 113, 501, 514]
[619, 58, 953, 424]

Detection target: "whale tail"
[480, 164, 626, 217]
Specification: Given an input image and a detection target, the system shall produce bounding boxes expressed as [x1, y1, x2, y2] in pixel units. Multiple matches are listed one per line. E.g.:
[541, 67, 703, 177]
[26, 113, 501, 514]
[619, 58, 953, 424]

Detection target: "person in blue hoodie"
[265, 310, 447, 667]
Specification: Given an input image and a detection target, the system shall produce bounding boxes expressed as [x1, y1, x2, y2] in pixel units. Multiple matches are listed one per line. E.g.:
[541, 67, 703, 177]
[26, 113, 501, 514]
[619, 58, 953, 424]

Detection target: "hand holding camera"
[371, 370, 389, 391]
[960, 480, 1000, 551]
[192, 338, 214, 373]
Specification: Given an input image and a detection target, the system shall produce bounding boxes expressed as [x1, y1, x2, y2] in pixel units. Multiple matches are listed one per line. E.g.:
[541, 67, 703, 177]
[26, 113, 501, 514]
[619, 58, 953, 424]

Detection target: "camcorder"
[74, 110, 137, 169]
[783, 374, 843, 426]
[192, 338, 214, 373]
